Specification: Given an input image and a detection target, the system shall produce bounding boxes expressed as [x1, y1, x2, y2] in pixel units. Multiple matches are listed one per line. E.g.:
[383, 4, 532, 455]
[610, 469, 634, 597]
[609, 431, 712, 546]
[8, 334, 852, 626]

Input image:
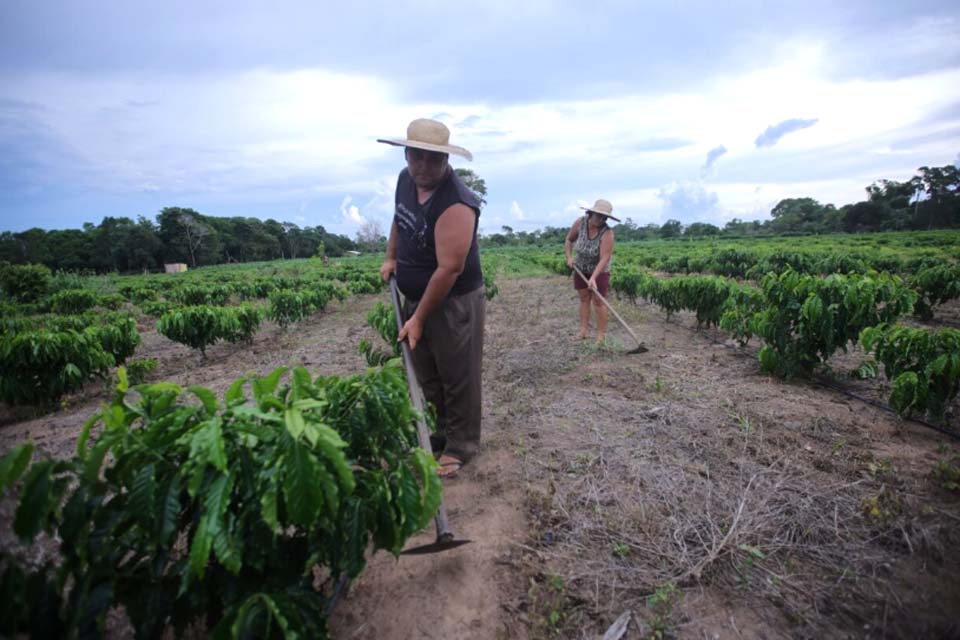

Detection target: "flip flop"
[437, 455, 464, 479]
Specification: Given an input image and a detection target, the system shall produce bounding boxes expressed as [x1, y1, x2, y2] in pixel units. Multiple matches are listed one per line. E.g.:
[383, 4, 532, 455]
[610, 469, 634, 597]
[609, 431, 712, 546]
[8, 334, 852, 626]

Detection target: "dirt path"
[2, 273, 959, 639]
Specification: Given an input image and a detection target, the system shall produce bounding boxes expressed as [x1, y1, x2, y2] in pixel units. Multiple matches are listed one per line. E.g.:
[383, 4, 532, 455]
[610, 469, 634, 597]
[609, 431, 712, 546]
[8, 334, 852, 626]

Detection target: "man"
[377, 118, 485, 478]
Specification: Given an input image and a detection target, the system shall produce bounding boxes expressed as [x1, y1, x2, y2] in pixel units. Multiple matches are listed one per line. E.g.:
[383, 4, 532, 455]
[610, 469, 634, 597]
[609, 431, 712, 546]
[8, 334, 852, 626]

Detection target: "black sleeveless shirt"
[394, 167, 483, 300]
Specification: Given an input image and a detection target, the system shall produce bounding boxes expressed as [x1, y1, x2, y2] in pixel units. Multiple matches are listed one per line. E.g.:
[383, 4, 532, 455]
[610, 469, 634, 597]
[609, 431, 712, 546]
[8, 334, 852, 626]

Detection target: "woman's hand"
[566, 256, 575, 268]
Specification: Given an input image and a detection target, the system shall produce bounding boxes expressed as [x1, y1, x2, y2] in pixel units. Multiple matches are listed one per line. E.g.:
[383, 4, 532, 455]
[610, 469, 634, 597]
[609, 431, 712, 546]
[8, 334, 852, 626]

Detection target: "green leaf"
[13, 461, 55, 541]
[310, 424, 355, 494]
[190, 418, 228, 474]
[158, 474, 181, 546]
[225, 377, 247, 406]
[260, 594, 296, 640]
[284, 408, 306, 440]
[282, 439, 324, 527]
[212, 513, 243, 575]
[188, 386, 218, 416]
[188, 474, 232, 579]
[76, 413, 99, 457]
[0, 442, 33, 493]
[342, 498, 369, 578]
[253, 367, 288, 406]
[410, 448, 442, 530]
[261, 482, 280, 533]
[129, 463, 157, 525]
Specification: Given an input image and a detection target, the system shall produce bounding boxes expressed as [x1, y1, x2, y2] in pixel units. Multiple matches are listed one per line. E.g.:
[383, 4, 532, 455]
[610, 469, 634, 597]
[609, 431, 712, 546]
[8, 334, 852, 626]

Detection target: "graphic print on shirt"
[396, 200, 430, 251]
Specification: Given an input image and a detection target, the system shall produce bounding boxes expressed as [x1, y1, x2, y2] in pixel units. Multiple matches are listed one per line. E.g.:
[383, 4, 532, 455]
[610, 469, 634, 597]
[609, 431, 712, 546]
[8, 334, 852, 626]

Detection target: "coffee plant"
[860, 325, 960, 421]
[732, 269, 917, 376]
[0, 364, 441, 638]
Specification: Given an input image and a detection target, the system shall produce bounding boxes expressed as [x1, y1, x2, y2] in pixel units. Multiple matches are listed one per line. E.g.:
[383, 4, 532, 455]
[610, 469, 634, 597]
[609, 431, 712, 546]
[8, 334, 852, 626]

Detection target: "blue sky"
[1, 0, 958, 237]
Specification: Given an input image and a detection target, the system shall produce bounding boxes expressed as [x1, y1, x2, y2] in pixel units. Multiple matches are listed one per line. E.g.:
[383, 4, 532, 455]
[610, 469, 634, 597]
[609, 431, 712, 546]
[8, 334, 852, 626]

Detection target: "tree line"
[0, 208, 358, 273]
[1, 164, 956, 272]
[480, 163, 960, 246]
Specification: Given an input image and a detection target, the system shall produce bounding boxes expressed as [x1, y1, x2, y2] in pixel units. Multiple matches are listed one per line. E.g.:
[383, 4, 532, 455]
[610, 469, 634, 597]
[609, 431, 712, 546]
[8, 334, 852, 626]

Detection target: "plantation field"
[2, 233, 960, 639]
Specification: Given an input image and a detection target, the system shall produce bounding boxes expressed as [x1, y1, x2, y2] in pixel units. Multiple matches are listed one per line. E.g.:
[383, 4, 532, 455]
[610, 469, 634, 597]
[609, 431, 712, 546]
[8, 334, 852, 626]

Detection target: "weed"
[861, 485, 903, 523]
[527, 573, 579, 637]
[831, 438, 846, 456]
[125, 357, 158, 384]
[643, 582, 679, 639]
[735, 544, 765, 588]
[932, 456, 960, 492]
[653, 376, 664, 393]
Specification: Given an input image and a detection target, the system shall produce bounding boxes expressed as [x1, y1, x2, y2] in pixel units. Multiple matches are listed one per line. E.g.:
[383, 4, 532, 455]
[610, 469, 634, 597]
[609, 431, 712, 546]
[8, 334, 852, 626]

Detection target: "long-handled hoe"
[572, 265, 649, 354]
[388, 276, 472, 555]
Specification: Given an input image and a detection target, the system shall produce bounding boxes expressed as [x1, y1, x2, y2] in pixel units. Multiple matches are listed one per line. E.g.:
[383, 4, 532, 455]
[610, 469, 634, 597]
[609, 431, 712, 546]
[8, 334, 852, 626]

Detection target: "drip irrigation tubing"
[324, 574, 350, 616]
[687, 325, 960, 442]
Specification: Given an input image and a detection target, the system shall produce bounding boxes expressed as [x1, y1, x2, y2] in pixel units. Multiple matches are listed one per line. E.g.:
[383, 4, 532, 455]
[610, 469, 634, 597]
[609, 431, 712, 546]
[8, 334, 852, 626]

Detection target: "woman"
[565, 198, 619, 343]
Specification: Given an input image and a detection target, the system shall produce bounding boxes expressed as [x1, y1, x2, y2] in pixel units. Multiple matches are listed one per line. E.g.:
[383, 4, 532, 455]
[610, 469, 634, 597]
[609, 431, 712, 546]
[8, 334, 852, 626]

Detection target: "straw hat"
[377, 118, 473, 160]
[581, 198, 620, 222]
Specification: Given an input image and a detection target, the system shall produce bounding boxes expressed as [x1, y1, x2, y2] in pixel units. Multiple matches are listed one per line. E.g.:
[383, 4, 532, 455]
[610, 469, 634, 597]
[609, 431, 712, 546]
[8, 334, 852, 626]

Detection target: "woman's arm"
[564, 218, 583, 267]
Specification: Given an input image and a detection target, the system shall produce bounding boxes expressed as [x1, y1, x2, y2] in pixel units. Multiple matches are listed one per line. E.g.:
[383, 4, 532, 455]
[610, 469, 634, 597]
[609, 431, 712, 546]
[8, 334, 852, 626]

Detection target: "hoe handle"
[388, 277, 454, 543]
[572, 265, 644, 349]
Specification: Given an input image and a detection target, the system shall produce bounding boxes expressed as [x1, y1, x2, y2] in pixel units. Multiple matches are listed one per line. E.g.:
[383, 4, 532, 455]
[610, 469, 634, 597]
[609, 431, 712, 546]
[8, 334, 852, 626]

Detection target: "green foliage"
[140, 300, 175, 317]
[644, 582, 679, 640]
[0, 313, 140, 405]
[932, 456, 960, 492]
[483, 271, 499, 300]
[2, 365, 440, 638]
[612, 269, 759, 329]
[0, 263, 52, 302]
[226, 304, 263, 343]
[860, 325, 960, 421]
[909, 264, 960, 320]
[48, 288, 100, 314]
[358, 302, 400, 366]
[91, 315, 141, 363]
[527, 573, 578, 636]
[125, 357, 158, 384]
[157, 305, 262, 355]
[732, 269, 916, 376]
[267, 290, 312, 328]
[157, 306, 224, 355]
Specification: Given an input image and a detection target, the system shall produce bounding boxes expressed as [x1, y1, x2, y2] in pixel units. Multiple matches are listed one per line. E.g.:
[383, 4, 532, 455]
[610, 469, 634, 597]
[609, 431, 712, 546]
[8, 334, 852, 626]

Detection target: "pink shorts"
[573, 271, 610, 297]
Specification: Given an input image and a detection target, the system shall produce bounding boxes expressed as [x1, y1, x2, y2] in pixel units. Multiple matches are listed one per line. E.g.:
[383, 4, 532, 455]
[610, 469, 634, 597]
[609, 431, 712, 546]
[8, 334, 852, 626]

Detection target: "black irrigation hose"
[324, 574, 350, 616]
[690, 326, 960, 442]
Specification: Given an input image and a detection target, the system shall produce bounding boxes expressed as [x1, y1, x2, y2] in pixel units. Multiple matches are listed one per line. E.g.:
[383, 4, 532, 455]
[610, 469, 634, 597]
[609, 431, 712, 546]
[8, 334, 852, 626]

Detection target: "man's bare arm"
[397, 204, 475, 348]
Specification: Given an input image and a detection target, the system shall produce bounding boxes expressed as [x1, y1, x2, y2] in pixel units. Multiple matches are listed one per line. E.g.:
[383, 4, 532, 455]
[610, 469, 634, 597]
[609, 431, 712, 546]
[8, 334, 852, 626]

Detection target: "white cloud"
[340, 195, 366, 227]
[658, 181, 724, 223]
[3, 20, 960, 232]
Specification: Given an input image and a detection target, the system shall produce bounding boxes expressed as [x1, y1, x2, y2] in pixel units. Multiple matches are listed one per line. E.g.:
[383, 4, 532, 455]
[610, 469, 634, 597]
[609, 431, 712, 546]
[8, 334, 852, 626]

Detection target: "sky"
[1, 0, 959, 238]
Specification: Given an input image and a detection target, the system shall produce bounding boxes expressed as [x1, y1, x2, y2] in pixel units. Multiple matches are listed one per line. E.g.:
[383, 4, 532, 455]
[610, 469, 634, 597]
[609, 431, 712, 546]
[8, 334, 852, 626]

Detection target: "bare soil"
[2, 274, 959, 639]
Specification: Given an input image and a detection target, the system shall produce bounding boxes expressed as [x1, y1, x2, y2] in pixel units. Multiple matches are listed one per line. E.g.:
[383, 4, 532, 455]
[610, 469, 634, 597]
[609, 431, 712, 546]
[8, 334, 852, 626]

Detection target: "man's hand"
[566, 256, 575, 268]
[380, 259, 397, 283]
[588, 275, 598, 292]
[398, 314, 424, 350]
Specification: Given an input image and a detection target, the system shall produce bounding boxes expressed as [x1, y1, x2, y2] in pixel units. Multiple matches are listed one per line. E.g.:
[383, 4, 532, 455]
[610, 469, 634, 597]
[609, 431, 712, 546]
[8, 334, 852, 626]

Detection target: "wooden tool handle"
[572, 265, 644, 348]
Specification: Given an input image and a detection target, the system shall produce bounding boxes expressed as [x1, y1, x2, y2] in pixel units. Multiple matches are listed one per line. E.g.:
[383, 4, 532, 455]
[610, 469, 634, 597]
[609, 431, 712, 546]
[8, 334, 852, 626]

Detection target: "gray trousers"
[404, 286, 485, 462]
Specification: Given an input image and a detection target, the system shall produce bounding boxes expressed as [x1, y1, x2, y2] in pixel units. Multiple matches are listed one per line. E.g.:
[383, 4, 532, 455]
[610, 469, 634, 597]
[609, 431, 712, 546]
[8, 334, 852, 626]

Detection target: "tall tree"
[355, 220, 385, 253]
[455, 168, 488, 206]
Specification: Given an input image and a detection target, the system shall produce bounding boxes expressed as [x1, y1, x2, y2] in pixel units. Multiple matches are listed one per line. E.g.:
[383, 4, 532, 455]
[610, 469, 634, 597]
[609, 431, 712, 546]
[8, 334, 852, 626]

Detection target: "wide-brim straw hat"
[377, 118, 473, 161]
[580, 198, 620, 222]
